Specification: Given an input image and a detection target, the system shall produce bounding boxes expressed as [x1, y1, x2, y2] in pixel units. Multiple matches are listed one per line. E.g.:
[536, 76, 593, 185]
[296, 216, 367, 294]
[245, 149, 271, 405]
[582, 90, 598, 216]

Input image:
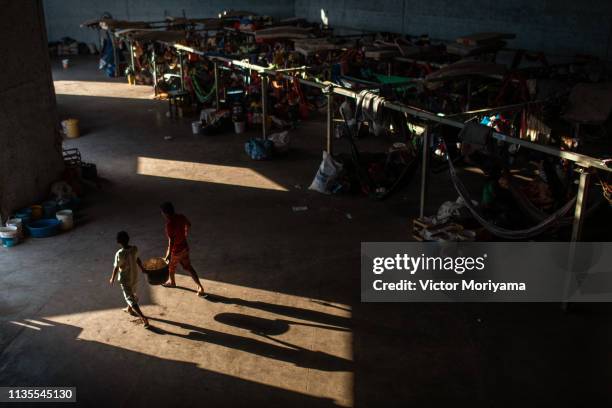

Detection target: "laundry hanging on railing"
[355, 90, 387, 137]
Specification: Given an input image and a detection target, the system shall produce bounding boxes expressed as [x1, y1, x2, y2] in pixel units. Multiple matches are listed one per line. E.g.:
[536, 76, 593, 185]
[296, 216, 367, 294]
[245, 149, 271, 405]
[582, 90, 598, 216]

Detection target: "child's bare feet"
[123, 307, 137, 316]
[142, 317, 150, 329]
[162, 280, 176, 288]
[197, 287, 207, 298]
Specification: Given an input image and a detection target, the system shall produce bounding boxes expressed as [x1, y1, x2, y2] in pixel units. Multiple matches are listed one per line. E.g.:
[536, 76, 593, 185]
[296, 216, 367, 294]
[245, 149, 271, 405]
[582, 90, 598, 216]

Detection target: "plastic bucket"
[56, 210, 74, 231]
[6, 219, 24, 239]
[62, 119, 80, 139]
[30, 205, 43, 220]
[1, 237, 17, 248]
[0, 226, 18, 247]
[191, 121, 202, 135]
[0, 226, 18, 238]
[234, 121, 246, 134]
[43, 201, 58, 218]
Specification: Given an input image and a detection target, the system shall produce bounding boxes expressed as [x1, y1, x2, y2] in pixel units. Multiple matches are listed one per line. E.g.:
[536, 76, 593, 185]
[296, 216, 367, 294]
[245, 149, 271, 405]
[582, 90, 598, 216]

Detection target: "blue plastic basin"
[15, 209, 32, 225]
[27, 219, 61, 238]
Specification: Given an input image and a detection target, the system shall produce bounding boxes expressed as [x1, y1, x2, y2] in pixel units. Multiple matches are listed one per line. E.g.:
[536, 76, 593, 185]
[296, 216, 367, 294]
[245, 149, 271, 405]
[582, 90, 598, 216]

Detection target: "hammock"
[191, 74, 215, 103]
[445, 149, 577, 240]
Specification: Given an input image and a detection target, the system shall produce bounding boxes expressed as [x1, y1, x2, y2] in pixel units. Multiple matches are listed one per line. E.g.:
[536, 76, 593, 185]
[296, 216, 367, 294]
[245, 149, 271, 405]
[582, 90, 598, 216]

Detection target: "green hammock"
[191, 74, 215, 103]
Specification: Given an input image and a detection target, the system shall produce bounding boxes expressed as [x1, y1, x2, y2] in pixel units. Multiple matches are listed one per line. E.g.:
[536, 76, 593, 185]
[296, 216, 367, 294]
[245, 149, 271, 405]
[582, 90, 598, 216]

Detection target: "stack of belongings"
[293, 38, 353, 57]
[165, 17, 228, 31]
[254, 25, 313, 41]
[362, 34, 428, 60]
[424, 60, 506, 91]
[56, 37, 79, 56]
[562, 82, 612, 128]
[114, 28, 186, 43]
[98, 19, 150, 31]
[446, 32, 515, 57]
[363, 38, 402, 60]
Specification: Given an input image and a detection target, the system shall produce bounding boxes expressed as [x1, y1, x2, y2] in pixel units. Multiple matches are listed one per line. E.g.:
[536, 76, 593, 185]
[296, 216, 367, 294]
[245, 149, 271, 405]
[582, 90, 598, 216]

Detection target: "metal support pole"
[261, 73, 269, 140]
[564, 168, 591, 309]
[326, 92, 333, 154]
[571, 168, 592, 242]
[178, 51, 185, 92]
[152, 48, 157, 96]
[465, 79, 472, 112]
[112, 35, 119, 78]
[419, 127, 430, 218]
[213, 62, 220, 109]
[129, 40, 135, 75]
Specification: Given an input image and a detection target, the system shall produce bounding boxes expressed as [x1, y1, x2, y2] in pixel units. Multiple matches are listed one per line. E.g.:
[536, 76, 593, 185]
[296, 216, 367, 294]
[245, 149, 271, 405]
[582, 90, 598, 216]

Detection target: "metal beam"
[571, 169, 592, 242]
[326, 92, 333, 154]
[261, 73, 268, 140]
[129, 40, 135, 77]
[178, 51, 185, 92]
[152, 48, 157, 96]
[419, 127, 430, 218]
[168, 43, 612, 174]
[213, 62, 220, 109]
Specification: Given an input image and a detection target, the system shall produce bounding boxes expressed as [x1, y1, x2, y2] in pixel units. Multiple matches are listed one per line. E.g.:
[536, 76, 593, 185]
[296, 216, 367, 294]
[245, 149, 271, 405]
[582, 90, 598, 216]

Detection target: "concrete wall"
[43, 0, 296, 44]
[0, 0, 64, 221]
[295, 0, 612, 59]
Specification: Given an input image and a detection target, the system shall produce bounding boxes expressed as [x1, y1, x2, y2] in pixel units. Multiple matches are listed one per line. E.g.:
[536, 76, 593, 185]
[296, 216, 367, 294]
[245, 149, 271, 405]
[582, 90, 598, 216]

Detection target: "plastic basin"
[15, 209, 32, 225]
[27, 219, 61, 238]
[143, 257, 169, 285]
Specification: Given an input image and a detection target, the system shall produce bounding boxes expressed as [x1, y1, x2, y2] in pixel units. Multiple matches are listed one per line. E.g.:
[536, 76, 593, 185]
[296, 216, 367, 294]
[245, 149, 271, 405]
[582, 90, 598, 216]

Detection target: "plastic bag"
[309, 151, 343, 194]
[245, 138, 273, 160]
[268, 131, 290, 154]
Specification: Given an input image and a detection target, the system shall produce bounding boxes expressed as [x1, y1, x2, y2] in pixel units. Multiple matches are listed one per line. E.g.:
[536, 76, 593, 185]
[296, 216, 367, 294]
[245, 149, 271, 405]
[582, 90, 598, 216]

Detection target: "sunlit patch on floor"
[54, 80, 154, 99]
[137, 157, 289, 192]
[36, 278, 352, 406]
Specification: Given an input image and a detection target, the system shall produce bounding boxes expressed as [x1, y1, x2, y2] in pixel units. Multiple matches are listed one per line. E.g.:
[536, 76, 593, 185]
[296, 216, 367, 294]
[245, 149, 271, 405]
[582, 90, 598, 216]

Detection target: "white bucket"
[56, 210, 74, 231]
[234, 121, 246, 134]
[62, 59, 69, 69]
[6, 219, 23, 239]
[0, 226, 18, 238]
[191, 121, 202, 135]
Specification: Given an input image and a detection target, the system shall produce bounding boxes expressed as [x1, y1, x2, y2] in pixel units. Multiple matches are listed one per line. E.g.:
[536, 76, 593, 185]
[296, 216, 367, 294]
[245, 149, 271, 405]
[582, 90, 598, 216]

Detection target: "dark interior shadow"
[148, 316, 352, 372]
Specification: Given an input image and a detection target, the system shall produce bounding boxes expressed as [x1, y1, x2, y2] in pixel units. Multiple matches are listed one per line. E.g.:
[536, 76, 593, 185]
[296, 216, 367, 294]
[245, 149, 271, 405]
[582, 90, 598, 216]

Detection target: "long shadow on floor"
[0, 319, 340, 407]
[148, 316, 352, 372]
[188, 292, 351, 330]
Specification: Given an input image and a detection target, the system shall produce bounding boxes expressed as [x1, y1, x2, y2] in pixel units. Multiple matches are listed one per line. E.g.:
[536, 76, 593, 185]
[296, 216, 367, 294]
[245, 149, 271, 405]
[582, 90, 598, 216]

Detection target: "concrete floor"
[1, 56, 612, 407]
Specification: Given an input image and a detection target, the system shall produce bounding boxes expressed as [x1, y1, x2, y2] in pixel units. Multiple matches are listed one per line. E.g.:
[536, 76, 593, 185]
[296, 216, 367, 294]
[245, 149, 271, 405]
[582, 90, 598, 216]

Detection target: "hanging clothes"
[355, 90, 387, 137]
